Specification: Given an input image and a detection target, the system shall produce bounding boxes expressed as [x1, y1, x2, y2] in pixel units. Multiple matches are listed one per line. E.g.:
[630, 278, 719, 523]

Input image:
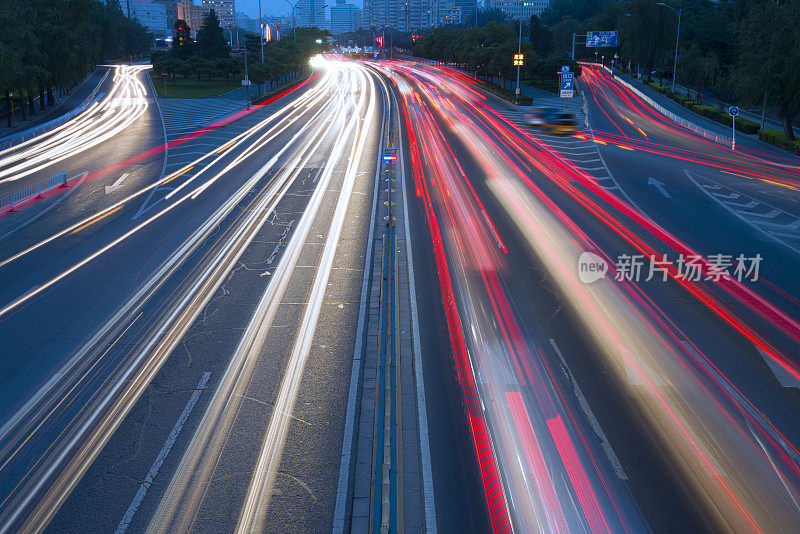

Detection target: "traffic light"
[513, 53, 524, 66]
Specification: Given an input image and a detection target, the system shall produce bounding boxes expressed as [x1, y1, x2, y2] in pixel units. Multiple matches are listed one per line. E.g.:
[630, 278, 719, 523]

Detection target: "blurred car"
[523, 106, 558, 127]
[523, 107, 579, 135]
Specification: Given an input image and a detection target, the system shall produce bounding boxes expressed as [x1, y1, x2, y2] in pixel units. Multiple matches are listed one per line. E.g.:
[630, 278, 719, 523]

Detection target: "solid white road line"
[114, 372, 211, 534]
[549, 339, 627, 480]
[331, 73, 386, 534]
[397, 87, 438, 531]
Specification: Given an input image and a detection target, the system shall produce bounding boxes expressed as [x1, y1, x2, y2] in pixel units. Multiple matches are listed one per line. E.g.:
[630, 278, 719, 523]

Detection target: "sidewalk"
[0, 68, 108, 140]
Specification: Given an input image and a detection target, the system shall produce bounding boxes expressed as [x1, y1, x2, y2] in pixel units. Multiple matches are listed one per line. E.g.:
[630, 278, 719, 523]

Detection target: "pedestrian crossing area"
[157, 95, 246, 140]
[687, 171, 800, 254]
[493, 98, 624, 195]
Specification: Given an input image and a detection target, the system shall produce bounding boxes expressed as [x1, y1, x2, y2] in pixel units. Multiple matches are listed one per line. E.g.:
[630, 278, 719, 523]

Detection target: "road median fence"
[0, 171, 68, 214]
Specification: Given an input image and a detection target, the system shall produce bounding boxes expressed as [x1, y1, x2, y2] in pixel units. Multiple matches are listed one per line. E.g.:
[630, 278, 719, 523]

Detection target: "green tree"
[173, 19, 193, 59]
[196, 9, 230, 59]
[736, 0, 800, 139]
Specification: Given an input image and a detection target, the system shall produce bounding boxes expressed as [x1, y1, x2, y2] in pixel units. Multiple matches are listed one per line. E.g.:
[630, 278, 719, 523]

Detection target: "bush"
[648, 82, 668, 94]
[684, 104, 760, 133]
[758, 130, 800, 155]
[481, 83, 533, 105]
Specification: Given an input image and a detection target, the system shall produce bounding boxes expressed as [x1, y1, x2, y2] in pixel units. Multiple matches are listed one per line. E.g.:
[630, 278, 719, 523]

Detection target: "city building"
[294, 0, 326, 29]
[331, 0, 358, 34]
[202, 0, 235, 29]
[493, 0, 549, 20]
[177, 0, 204, 36]
[363, 0, 475, 31]
[152, 0, 178, 36]
[130, 0, 170, 38]
[235, 11, 261, 33]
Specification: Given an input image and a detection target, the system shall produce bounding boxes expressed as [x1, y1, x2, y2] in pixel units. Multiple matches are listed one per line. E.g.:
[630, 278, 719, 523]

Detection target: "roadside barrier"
[0, 171, 67, 213]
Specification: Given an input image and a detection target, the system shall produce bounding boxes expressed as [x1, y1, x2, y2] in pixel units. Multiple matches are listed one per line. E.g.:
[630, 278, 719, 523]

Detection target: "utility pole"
[656, 2, 681, 92]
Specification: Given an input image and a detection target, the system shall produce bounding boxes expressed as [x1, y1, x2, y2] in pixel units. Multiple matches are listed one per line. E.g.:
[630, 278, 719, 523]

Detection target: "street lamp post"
[515, 9, 522, 100]
[283, 0, 300, 42]
[243, 48, 250, 109]
[258, 0, 264, 62]
[656, 2, 681, 92]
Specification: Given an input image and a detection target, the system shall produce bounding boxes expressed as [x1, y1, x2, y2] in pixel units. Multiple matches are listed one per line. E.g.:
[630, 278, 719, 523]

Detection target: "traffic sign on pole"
[560, 70, 575, 99]
[160, 70, 168, 78]
[729, 107, 739, 150]
[586, 31, 619, 47]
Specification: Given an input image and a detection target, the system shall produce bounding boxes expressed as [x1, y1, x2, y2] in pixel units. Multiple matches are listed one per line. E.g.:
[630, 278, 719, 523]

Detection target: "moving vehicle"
[523, 107, 578, 135]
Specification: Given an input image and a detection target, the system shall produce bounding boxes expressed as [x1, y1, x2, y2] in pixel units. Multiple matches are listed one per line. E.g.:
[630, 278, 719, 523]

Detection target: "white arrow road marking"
[647, 176, 671, 198]
[105, 173, 129, 194]
[757, 348, 800, 389]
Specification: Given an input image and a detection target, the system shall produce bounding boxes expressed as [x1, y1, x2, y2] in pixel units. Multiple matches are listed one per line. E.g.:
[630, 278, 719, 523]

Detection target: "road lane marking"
[396, 83, 437, 532]
[105, 173, 129, 194]
[550, 339, 627, 480]
[213, 139, 236, 154]
[159, 165, 193, 185]
[69, 205, 123, 234]
[647, 177, 672, 198]
[115, 372, 211, 534]
[758, 348, 800, 389]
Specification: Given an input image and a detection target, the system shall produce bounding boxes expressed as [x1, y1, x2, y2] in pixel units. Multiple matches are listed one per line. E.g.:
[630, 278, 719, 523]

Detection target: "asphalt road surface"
[2, 57, 800, 534]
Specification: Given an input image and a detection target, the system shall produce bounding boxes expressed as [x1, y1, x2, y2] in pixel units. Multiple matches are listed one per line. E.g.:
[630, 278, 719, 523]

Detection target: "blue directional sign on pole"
[560, 69, 575, 98]
[586, 31, 619, 48]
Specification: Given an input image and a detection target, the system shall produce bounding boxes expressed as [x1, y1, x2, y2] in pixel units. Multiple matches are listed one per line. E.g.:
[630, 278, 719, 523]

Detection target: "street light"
[515, 6, 523, 101]
[283, 0, 302, 42]
[258, 0, 264, 62]
[656, 2, 681, 92]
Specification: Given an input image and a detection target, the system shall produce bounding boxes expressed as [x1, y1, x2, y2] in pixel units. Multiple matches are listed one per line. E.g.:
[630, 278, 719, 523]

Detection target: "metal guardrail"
[0, 68, 111, 151]
[614, 75, 733, 147]
[581, 61, 733, 148]
[0, 171, 67, 213]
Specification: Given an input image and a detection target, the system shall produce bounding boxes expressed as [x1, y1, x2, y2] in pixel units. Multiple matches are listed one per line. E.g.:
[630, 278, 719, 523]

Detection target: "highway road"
[2, 55, 800, 534]
[372, 60, 800, 532]
[0, 58, 485, 533]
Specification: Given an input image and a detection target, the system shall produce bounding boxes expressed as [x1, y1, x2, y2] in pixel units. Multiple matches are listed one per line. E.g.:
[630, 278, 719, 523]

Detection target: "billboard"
[586, 31, 619, 48]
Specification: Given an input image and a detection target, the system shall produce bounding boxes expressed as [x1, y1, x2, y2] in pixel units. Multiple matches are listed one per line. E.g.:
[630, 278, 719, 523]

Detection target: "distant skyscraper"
[365, 0, 437, 30]
[131, 0, 169, 37]
[152, 0, 178, 36]
[202, 0, 235, 29]
[331, 0, 358, 33]
[295, 0, 326, 29]
[493, 0, 549, 20]
[177, 0, 204, 36]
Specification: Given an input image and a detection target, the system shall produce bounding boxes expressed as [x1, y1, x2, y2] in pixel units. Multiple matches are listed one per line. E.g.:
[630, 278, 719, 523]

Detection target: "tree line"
[411, 21, 580, 88]
[152, 11, 328, 95]
[1, 0, 152, 127]
[540, 0, 800, 139]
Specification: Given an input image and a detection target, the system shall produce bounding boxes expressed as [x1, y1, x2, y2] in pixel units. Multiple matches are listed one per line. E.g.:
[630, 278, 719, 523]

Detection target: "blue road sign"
[560, 71, 575, 98]
[365, 46, 373, 53]
[586, 31, 619, 48]
[728, 106, 740, 117]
